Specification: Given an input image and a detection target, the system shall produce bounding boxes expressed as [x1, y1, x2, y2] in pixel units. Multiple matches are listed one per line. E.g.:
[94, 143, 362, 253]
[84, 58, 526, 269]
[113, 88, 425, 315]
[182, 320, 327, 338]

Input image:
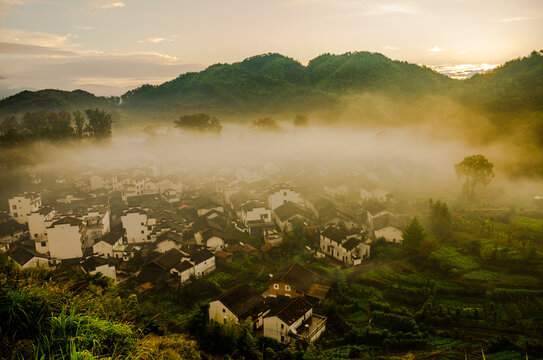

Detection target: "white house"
[273, 201, 312, 233]
[47, 216, 86, 259]
[28, 207, 56, 253]
[154, 231, 183, 253]
[8, 193, 41, 224]
[93, 231, 123, 258]
[80, 257, 116, 282]
[121, 208, 155, 243]
[367, 211, 405, 244]
[83, 206, 111, 243]
[209, 283, 270, 329]
[7, 246, 49, 269]
[320, 227, 370, 265]
[268, 187, 301, 210]
[263, 297, 326, 343]
[191, 248, 216, 278]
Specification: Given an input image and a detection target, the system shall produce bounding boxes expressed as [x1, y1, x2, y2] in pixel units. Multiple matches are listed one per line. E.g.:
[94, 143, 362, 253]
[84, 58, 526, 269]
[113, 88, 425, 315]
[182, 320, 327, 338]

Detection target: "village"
[0, 163, 412, 344]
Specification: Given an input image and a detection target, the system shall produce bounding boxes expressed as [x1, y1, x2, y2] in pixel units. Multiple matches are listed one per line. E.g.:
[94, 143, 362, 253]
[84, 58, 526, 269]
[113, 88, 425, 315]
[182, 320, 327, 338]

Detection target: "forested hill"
[0, 89, 118, 115]
[0, 50, 542, 119]
[119, 52, 452, 115]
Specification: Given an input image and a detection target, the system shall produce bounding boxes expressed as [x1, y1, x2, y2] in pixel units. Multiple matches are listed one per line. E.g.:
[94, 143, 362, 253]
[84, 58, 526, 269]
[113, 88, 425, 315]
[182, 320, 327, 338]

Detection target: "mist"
[8, 120, 540, 210]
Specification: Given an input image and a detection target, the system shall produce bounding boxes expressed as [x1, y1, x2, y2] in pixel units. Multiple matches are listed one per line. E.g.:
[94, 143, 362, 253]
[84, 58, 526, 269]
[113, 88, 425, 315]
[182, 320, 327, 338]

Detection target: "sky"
[0, 0, 542, 97]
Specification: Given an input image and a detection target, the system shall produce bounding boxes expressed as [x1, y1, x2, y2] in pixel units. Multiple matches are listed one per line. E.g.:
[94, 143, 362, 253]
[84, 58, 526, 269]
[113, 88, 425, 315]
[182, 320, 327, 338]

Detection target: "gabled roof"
[202, 228, 224, 242]
[156, 231, 182, 244]
[97, 231, 123, 246]
[194, 196, 223, 210]
[271, 263, 319, 294]
[372, 213, 407, 231]
[149, 248, 185, 271]
[52, 216, 83, 227]
[173, 260, 193, 273]
[135, 267, 166, 285]
[229, 191, 251, 208]
[217, 283, 268, 319]
[80, 256, 109, 272]
[321, 227, 347, 243]
[274, 201, 311, 222]
[342, 237, 361, 251]
[190, 248, 214, 265]
[269, 296, 312, 325]
[0, 219, 26, 236]
[241, 200, 266, 212]
[124, 207, 147, 215]
[7, 246, 47, 266]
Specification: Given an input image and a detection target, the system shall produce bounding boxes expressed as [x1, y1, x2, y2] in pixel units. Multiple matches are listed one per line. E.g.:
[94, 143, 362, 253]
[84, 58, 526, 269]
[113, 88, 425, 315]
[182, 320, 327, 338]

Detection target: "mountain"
[0, 89, 118, 116]
[0, 50, 541, 121]
[120, 52, 452, 116]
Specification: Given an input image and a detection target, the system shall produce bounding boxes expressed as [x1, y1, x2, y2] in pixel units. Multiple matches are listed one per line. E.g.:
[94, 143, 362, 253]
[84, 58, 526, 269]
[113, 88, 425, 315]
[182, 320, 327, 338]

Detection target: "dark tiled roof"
[194, 196, 223, 210]
[218, 283, 268, 319]
[173, 260, 193, 272]
[52, 216, 83, 227]
[150, 248, 185, 271]
[156, 231, 182, 244]
[190, 248, 214, 265]
[241, 200, 265, 212]
[7, 246, 47, 266]
[342, 238, 361, 251]
[270, 297, 312, 325]
[80, 256, 108, 272]
[97, 231, 123, 246]
[0, 219, 26, 237]
[271, 263, 318, 294]
[135, 267, 166, 285]
[372, 213, 407, 231]
[274, 201, 311, 222]
[321, 227, 347, 243]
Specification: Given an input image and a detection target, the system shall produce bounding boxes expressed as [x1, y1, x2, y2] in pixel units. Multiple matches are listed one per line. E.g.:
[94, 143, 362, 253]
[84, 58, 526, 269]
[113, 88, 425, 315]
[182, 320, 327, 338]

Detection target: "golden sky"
[0, 0, 541, 96]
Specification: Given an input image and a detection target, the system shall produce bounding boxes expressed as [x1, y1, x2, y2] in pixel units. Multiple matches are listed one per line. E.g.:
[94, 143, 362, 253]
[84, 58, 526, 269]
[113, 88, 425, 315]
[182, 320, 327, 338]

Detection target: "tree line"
[0, 108, 117, 147]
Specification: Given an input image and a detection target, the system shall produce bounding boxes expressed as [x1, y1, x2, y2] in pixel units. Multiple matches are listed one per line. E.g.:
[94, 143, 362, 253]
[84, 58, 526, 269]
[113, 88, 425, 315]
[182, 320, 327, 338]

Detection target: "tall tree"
[428, 199, 452, 241]
[73, 110, 86, 137]
[402, 217, 426, 256]
[455, 154, 494, 200]
[85, 109, 113, 139]
[0, 116, 19, 133]
[48, 111, 73, 140]
[22, 111, 49, 138]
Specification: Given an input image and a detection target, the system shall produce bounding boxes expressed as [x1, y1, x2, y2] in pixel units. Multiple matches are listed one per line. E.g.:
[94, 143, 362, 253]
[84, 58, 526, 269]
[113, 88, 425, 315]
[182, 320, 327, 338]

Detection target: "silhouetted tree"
[428, 199, 452, 241]
[174, 113, 222, 133]
[455, 155, 494, 200]
[85, 108, 113, 139]
[73, 110, 86, 137]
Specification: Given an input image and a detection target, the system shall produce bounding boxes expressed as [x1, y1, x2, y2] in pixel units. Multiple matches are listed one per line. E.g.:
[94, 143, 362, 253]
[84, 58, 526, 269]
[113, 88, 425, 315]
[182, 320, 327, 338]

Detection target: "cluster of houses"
[1, 166, 411, 344]
[209, 262, 329, 343]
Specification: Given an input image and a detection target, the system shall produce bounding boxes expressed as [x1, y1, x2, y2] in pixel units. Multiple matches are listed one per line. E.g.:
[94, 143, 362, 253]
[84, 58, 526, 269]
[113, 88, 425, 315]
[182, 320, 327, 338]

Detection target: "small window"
[222, 308, 226, 313]
[147, 226, 152, 230]
[34, 234, 38, 238]
[14, 213, 18, 217]
[285, 285, 291, 291]
[281, 324, 284, 329]
[41, 241, 46, 247]
[273, 283, 279, 290]
[12, 205, 16, 210]
[281, 335, 285, 342]
[141, 230, 144, 234]
[283, 192, 287, 196]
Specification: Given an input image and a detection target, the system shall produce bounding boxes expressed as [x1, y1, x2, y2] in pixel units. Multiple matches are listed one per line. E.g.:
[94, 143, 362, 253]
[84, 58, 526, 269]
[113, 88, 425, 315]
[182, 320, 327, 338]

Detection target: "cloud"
[496, 16, 531, 22]
[75, 25, 94, 30]
[138, 35, 180, 44]
[384, 45, 398, 50]
[0, 51, 205, 96]
[428, 45, 444, 53]
[429, 63, 499, 79]
[88, 0, 126, 9]
[0, 42, 76, 56]
[0, 29, 75, 48]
